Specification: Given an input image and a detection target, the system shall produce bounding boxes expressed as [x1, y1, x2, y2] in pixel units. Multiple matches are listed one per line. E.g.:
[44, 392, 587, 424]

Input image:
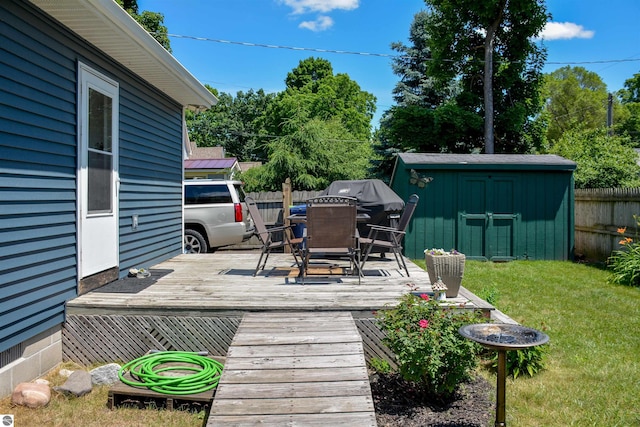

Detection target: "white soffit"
[29, 0, 216, 110]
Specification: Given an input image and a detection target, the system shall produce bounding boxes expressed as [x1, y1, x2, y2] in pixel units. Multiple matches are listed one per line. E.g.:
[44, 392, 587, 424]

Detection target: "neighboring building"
[184, 158, 241, 180]
[0, 0, 216, 396]
[184, 143, 241, 180]
[239, 161, 262, 172]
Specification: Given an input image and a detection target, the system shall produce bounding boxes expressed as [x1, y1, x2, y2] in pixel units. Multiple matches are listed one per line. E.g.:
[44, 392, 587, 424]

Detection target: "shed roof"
[30, 0, 216, 111]
[184, 158, 238, 170]
[398, 153, 576, 171]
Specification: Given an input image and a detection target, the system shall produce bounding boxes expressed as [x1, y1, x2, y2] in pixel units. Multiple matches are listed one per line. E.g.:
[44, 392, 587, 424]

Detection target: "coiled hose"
[118, 351, 224, 395]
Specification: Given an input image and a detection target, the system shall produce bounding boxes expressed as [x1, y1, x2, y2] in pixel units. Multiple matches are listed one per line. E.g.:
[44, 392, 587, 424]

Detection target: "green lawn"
[448, 260, 640, 426]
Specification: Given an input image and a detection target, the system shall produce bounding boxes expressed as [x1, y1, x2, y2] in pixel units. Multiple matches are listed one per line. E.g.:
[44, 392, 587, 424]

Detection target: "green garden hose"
[118, 351, 224, 395]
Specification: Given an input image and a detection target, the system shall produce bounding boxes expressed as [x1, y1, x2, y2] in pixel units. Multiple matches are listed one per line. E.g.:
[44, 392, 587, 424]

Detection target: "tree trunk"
[483, 3, 506, 154]
[484, 27, 496, 154]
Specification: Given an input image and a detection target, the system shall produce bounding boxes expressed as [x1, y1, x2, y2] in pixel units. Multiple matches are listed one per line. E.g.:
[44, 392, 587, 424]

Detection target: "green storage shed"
[390, 153, 577, 261]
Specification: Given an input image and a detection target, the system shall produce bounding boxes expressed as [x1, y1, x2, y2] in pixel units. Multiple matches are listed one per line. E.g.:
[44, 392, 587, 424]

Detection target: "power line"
[168, 34, 395, 58]
[167, 33, 640, 66]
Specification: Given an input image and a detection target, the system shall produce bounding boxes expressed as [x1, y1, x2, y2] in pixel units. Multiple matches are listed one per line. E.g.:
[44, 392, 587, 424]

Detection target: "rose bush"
[376, 288, 483, 399]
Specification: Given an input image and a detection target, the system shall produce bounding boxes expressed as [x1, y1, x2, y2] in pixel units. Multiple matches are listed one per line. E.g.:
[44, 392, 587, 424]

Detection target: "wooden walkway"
[206, 312, 377, 426]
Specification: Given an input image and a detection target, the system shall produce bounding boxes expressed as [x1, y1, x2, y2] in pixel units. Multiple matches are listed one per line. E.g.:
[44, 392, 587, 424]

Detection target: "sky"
[139, 0, 640, 127]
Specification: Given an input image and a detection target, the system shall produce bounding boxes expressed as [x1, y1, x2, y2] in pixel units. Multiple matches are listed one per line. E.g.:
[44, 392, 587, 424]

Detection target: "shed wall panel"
[393, 158, 574, 261]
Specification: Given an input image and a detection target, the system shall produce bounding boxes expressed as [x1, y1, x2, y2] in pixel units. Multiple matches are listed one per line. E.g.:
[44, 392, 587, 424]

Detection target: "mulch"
[370, 372, 495, 427]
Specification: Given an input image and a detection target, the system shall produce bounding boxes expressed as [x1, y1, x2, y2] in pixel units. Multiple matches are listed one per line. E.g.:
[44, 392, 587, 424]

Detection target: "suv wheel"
[184, 229, 208, 254]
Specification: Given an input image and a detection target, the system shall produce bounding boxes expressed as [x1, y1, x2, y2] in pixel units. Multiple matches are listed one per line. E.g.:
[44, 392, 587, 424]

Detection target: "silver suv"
[183, 180, 254, 253]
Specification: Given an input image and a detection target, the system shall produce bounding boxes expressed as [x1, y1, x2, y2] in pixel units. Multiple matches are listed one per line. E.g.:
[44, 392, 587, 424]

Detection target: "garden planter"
[425, 253, 465, 298]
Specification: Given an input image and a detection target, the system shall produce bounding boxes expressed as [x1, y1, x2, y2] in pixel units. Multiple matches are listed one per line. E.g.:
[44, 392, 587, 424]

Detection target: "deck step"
[206, 312, 377, 426]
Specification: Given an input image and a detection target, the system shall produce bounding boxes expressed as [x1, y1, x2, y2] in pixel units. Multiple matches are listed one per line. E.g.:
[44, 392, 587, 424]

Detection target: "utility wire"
[168, 33, 394, 58]
[167, 33, 640, 65]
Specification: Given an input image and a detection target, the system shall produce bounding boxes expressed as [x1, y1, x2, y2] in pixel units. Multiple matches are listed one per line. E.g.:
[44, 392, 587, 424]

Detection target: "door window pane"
[88, 88, 112, 152]
[88, 151, 112, 213]
[87, 87, 113, 213]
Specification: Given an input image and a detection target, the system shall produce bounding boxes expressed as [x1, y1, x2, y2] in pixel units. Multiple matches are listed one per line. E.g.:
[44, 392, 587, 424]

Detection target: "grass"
[0, 361, 203, 427]
[458, 260, 640, 427]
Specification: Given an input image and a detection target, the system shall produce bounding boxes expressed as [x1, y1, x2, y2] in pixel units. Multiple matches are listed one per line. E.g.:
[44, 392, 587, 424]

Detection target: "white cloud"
[538, 22, 595, 40]
[280, 0, 359, 14]
[299, 15, 334, 31]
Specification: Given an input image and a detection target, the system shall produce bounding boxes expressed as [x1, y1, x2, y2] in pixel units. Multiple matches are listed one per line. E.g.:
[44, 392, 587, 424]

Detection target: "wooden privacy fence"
[574, 188, 640, 261]
[233, 190, 322, 250]
[235, 187, 640, 262]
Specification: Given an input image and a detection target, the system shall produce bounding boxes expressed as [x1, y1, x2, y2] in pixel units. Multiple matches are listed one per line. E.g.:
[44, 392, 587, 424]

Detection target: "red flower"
[618, 227, 627, 234]
[420, 293, 430, 301]
[419, 319, 429, 328]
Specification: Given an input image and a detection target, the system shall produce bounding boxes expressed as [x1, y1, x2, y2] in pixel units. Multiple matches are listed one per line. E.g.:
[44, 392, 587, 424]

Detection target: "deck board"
[206, 312, 376, 427]
[66, 252, 453, 315]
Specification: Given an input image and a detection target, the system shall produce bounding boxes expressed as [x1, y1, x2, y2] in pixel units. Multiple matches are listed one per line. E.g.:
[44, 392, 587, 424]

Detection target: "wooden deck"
[67, 251, 489, 316]
[62, 251, 493, 368]
[207, 312, 376, 426]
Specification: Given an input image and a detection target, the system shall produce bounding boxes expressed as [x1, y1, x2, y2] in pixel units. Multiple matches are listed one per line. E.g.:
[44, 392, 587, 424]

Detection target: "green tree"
[617, 71, 640, 146]
[423, 0, 548, 153]
[371, 10, 462, 180]
[187, 86, 275, 161]
[265, 57, 376, 141]
[543, 66, 611, 143]
[619, 72, 640, 104]
[389, 11, 454, 108]
[116, 0, 171, 52]
[549, 128, 640, 188]
[617, 103, 640, 146]
[240, 113, 373, 192]
[285, 57, 334, 91]
[381, 1, 548, 159]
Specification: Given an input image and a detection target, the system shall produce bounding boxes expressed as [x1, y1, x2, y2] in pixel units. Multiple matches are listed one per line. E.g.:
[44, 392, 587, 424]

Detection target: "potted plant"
[424, 248, 465, 298]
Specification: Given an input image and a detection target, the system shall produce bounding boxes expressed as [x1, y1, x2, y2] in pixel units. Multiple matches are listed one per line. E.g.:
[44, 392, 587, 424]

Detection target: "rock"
[53, 370, 92, 397]
[34, 379, 50, 385]
[12, 383, 51, 408]
[58, 369, 74, 378]
[90, 363, 121, 386]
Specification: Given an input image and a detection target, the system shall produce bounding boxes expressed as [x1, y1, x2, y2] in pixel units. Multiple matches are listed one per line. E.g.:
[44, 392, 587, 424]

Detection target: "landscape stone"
[58, 369, 74, 378]
[54, 370, 92, 397]
[90, 363, 121, 386]
[11, 382, 51, 408]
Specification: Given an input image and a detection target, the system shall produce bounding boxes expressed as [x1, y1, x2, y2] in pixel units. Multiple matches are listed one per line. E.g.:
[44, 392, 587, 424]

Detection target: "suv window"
[185, 185, 232, 205]
[233, 183, 246, 202]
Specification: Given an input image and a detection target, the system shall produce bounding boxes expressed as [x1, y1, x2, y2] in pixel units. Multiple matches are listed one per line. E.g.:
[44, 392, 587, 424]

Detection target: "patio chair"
[360, 194, 419, 277]
[245, 196, 303, 276]
[302, 195, 361, 283]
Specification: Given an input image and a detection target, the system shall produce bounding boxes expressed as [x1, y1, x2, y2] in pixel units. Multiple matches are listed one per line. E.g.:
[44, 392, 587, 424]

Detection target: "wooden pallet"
[108, 380, 215, 412]
[108, 357, 223, 412]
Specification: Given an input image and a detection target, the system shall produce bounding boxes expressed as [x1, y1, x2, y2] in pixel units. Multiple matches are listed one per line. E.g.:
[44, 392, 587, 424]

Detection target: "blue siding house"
[0, 0, 216, 395]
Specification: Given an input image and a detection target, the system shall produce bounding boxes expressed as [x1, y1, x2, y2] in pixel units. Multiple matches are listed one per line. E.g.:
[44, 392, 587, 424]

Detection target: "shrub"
[549, 128, 640, 189]
[368, 357, 392, 374]
[491, 344, 548, 379]
[376, 292, 483, 399]
[608, 215, 640, 287]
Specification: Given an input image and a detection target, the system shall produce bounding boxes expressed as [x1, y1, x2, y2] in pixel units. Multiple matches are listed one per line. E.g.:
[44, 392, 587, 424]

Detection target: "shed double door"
[457, 175, 518, 261]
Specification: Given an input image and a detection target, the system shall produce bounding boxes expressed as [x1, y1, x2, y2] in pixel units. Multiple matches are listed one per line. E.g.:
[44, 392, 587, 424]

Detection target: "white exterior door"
[78, 63, 119, 278]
